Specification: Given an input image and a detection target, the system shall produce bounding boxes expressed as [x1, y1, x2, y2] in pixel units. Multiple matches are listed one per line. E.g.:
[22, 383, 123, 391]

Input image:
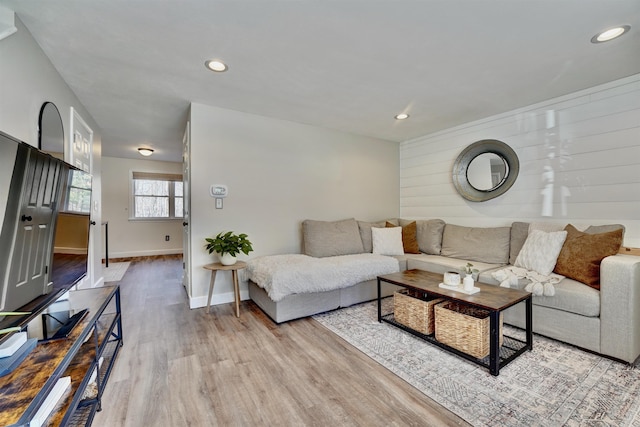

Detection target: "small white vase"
[219, 252, 237, 266]
[463, 274, 474, 292]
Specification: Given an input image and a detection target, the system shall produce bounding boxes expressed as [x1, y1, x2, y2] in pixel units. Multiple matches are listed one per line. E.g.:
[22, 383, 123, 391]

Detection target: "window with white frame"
[131, 171, 183, 219]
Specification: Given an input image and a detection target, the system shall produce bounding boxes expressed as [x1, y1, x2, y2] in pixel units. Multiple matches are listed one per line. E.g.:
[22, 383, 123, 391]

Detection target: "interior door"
[5, 148, 60, 309]
[182, 122, 191, 297]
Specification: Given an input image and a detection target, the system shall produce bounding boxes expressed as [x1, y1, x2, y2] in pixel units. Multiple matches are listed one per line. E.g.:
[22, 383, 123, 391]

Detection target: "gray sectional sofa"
[247, 217, 640, 363]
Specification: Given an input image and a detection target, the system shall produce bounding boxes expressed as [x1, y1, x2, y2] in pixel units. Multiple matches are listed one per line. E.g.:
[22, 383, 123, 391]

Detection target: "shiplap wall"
[400, 75, 640, 247]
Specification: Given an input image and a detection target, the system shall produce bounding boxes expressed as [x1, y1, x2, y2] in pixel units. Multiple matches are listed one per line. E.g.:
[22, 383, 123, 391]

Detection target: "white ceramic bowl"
[444, 271, 461, 286]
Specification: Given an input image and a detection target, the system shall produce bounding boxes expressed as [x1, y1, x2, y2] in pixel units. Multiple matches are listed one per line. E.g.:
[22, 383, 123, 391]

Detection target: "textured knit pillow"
[386, 221, 420, 254]
[514, 229, 567, 276]
[553, 224, 623, 290]
[372, 227, 404, 256]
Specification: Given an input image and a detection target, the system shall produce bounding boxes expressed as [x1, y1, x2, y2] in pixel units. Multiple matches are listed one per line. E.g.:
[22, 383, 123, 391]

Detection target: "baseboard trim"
[189, 290, 250, 309]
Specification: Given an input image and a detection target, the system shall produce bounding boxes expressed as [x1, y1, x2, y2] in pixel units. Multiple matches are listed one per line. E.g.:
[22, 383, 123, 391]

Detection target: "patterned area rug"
[313, 299, 640, 427]
[103, 262, 130, 282]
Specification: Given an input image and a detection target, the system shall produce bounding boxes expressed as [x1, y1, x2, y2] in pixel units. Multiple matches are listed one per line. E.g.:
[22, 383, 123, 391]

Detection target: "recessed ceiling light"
[205, 59, 228, 72]
[591, 25, 630, 43]
[395, 113, 410, 120]
[138, 148, 154, 157]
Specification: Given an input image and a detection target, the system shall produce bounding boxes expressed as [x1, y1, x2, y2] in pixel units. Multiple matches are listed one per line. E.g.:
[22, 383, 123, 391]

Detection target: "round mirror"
[38, 102, 64, 159]
[467, 153, 509, 191]
[452, 139, 519, 202]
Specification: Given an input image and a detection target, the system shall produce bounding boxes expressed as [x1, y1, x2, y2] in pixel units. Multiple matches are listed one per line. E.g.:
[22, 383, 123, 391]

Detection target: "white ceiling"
[3, 0, 640, 162]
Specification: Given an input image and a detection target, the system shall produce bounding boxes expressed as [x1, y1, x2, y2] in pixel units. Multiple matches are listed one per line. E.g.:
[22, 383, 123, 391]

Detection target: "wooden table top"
[378, 269, 531, 311]
[203, 261, 247, 271]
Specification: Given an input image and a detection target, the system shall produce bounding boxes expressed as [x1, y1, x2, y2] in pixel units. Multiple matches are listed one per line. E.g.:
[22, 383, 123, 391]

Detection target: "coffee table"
[377, 269, 532, 376]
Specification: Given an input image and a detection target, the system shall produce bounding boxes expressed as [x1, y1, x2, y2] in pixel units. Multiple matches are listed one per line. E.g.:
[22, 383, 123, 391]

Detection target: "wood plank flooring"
[93, 255, 470, 426]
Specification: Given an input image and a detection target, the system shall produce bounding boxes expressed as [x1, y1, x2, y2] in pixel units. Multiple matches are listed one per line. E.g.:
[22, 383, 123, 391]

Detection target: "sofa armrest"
[600, 254, 640, 363]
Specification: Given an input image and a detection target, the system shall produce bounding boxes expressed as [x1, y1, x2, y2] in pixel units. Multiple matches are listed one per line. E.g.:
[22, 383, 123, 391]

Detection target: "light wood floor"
[94, 255, 470, 427]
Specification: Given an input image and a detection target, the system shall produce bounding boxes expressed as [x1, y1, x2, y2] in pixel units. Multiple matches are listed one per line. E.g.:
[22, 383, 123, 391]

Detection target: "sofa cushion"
[372, 227, 404, 256]
[478, 269, 601, 318]
[529, 278, 601, 317]
[514, 229, 567, 276]
[403, 219, 446, 255]
[585, 223, 625, 236]
[553, 224, 623, 290]
[357, 220, 386, 253]
[509, 222, 530, 265]
[302, 218, 364, 257]
[440, 224, 511, 264]
[406, 254, 503, 277]
[386, 221, 420, 254]
[529, 222, 567, 232]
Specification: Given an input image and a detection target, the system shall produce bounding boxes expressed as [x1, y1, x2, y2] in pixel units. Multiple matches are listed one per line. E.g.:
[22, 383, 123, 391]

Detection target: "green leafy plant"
[461, 262, 479, 276]
[205, 231, 254, 257]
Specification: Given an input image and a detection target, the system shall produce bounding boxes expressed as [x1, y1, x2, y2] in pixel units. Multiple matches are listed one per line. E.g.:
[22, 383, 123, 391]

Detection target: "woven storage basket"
[393, 289, 443, 335]
[434, 301, 503, 359]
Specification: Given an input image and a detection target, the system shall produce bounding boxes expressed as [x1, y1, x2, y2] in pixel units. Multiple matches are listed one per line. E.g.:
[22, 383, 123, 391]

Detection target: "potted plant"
[461, 262, 479, 277]
[460, 262, 480, 291]
[205, 231, 254, 265]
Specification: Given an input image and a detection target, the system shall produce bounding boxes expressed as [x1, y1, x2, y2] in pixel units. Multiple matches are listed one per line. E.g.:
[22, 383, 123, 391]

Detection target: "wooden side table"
[203, 261, 247, 317]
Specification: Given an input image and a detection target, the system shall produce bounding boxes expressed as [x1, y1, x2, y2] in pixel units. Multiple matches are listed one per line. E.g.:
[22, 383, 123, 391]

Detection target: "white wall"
[188, 103, 399, 308]
[400, 75, 640, 247]
[101, 156, 184, 258]
[0, 17, 104, 287]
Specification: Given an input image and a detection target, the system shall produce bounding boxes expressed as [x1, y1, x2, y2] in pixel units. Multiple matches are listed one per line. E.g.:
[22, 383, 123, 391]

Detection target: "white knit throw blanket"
[246, 253, 400, 302]
[491, 266, 564, 297]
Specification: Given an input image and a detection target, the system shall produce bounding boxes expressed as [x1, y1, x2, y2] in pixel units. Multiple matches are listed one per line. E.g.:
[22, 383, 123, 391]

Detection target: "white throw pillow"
[372, 227, 404, 256]
[515, 229, 568, 276]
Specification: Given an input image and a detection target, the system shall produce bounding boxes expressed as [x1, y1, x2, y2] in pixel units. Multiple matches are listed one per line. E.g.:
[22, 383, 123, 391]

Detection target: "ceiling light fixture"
[395, 113, 410, 120]
[591, 25, 630, 43]
[205, 59, 228, 72]
[138, 148, 154, 157]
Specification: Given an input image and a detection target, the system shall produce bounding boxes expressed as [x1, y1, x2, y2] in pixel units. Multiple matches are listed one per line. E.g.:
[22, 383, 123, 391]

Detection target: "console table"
[378, 270, 532, 376]
[0, 285, 123, 426]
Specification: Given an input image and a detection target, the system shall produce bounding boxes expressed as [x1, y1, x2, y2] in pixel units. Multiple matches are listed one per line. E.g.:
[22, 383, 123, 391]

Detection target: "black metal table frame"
[377, 277, 533, 376]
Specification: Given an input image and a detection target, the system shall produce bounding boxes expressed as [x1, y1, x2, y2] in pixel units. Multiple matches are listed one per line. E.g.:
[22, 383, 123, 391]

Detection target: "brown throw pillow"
[386, 221, 420, 254]
[553, 224, 623, 290]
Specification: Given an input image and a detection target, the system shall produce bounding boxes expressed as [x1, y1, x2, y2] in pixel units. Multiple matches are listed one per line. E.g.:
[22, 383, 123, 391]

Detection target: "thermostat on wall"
[210, 184, 228, 198]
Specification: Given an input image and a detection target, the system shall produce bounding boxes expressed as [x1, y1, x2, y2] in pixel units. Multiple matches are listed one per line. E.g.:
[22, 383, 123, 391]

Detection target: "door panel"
[5, 150, 59, 308]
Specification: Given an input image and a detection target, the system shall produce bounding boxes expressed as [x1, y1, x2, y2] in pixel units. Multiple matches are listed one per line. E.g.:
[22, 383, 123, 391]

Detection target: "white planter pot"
[219, 252, 237, 266]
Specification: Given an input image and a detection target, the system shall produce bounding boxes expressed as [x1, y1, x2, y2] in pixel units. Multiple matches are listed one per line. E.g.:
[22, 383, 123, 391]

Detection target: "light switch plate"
[215, 198, 223, 209]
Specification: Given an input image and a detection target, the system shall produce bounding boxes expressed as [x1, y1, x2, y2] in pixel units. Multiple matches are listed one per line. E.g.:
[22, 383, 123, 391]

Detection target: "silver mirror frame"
[452, 139, 519, 202]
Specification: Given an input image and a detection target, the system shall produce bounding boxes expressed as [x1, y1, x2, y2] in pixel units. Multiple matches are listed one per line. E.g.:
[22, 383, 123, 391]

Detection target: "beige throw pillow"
[372, 227, 404, 256]
[386, 221, 420, 254]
